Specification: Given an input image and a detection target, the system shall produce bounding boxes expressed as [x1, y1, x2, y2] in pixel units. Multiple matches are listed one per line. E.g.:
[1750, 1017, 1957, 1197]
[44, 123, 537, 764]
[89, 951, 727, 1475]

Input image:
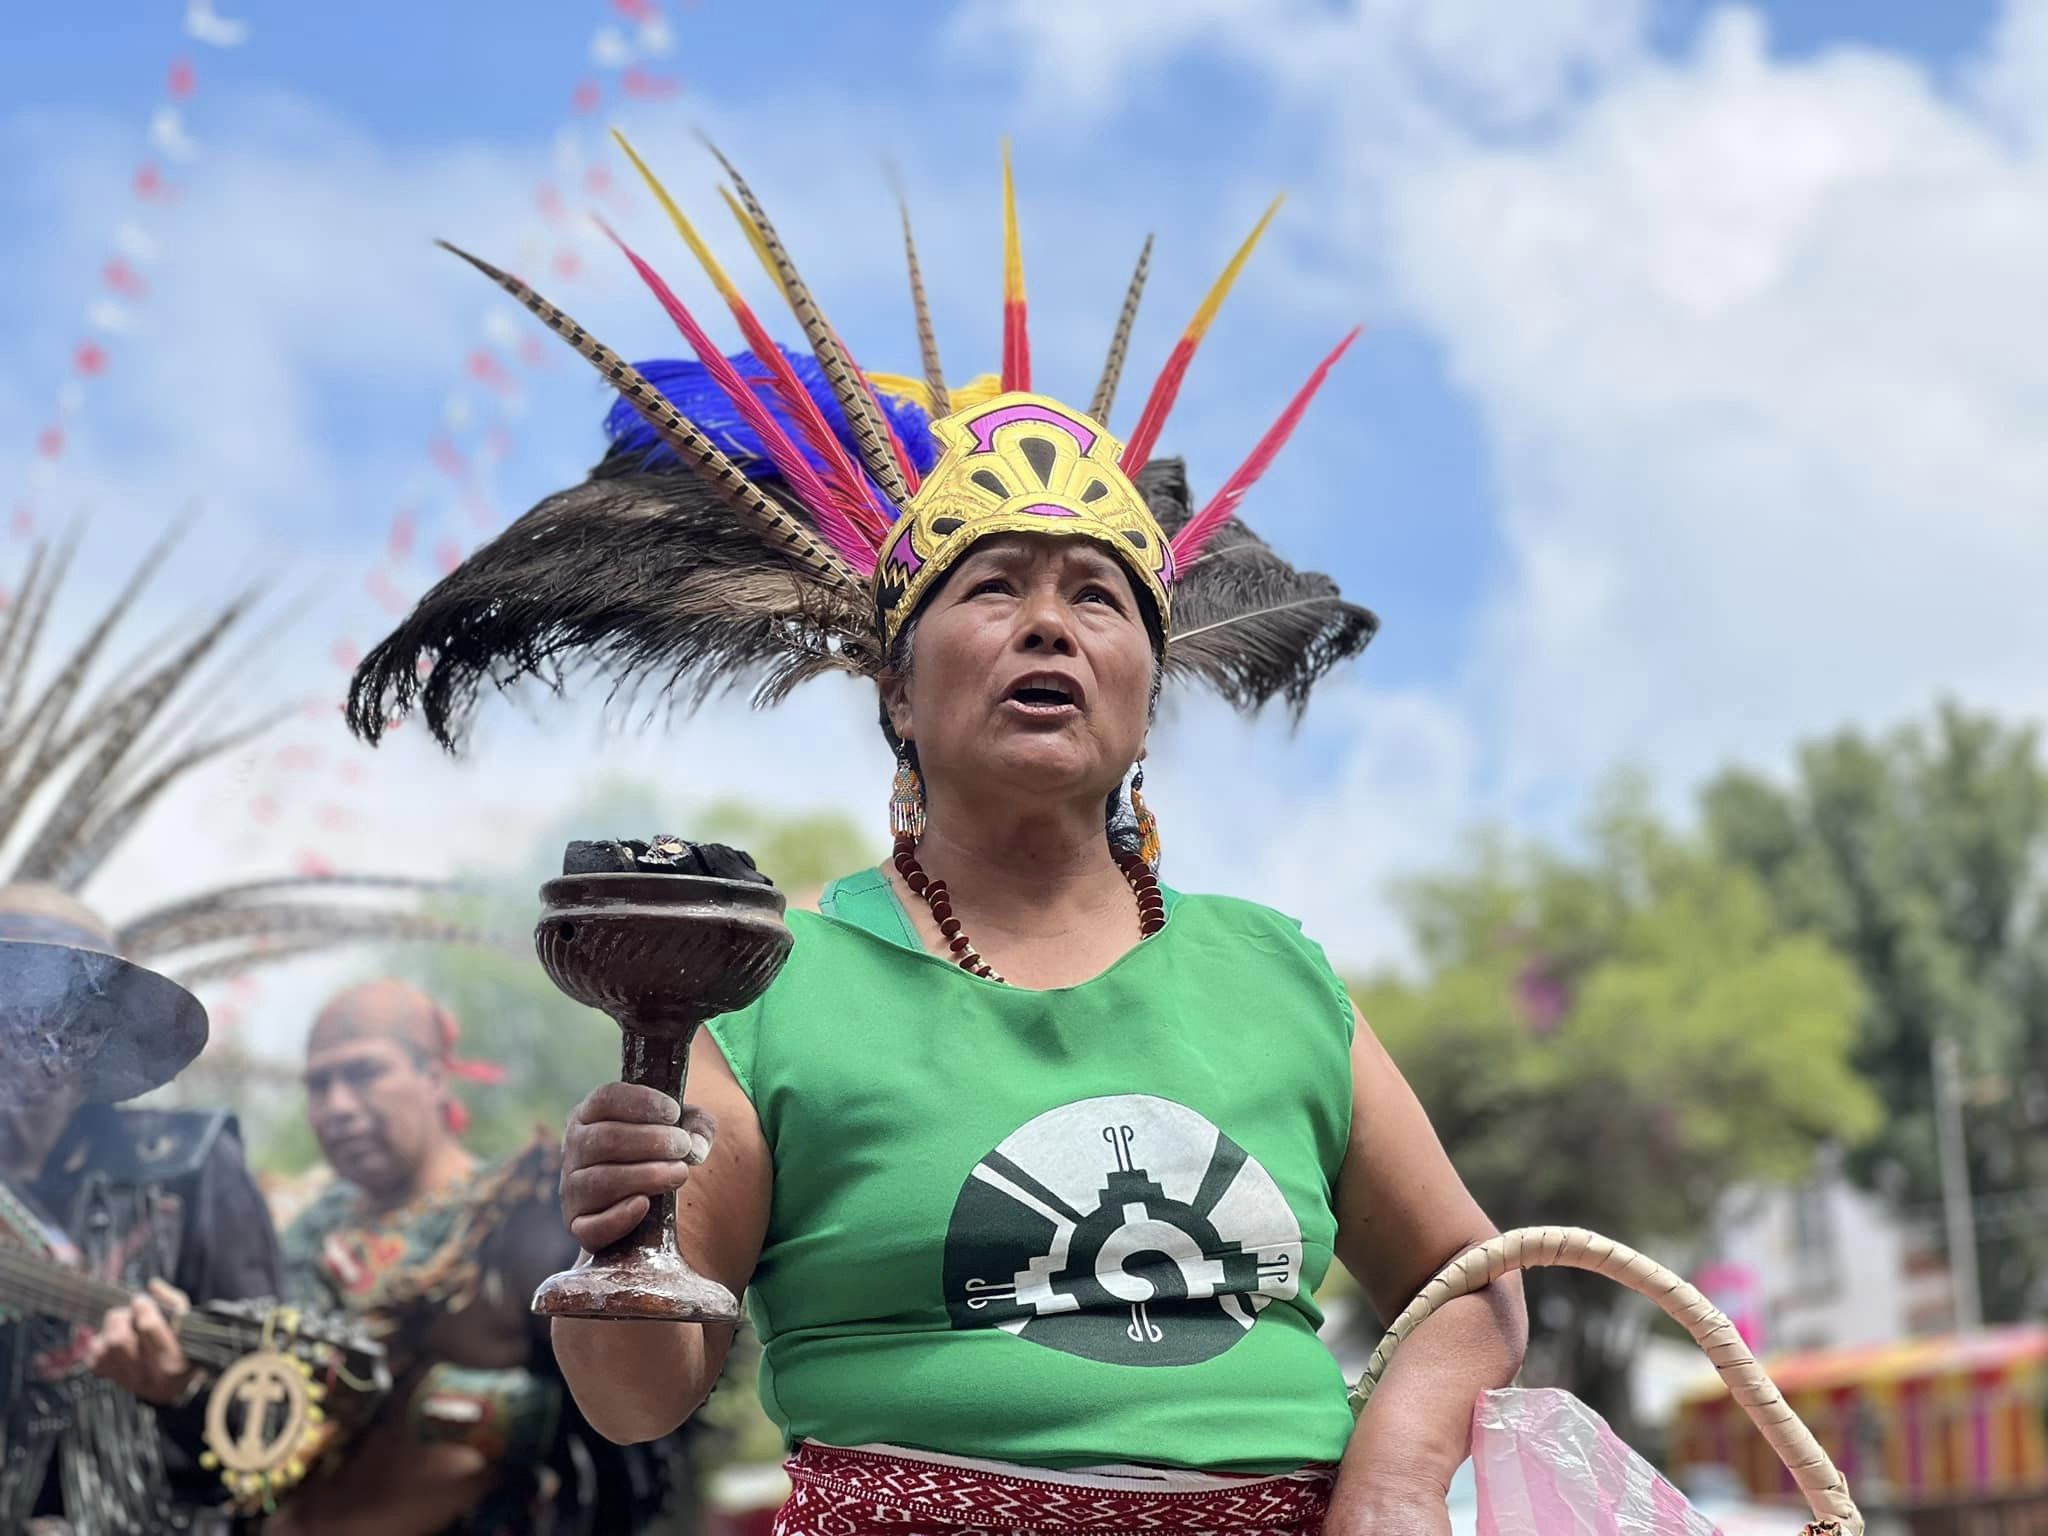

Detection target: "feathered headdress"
[348, 138, 1377, 748]
[0, 532, 489, 989]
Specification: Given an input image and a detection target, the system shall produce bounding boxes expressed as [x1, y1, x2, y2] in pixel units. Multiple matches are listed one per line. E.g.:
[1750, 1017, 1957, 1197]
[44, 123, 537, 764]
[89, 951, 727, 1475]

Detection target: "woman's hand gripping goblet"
[559, 1084, 718, 1253]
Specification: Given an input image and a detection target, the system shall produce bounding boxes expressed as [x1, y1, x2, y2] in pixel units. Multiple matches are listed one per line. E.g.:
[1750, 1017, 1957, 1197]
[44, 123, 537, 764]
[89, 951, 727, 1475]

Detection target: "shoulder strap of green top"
[818, 864, 1185, 954]
[818, 866, 921, 948]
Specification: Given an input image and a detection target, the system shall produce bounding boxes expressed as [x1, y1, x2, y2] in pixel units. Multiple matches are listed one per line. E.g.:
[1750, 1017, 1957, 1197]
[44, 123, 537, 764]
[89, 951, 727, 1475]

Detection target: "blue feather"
[604, 349, 937, 504]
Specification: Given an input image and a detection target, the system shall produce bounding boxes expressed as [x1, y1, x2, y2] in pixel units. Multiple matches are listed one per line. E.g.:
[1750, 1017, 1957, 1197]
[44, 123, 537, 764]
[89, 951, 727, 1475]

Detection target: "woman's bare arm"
[550, 1032, 770, 1444]
[1328, 1006, 1527, 1534]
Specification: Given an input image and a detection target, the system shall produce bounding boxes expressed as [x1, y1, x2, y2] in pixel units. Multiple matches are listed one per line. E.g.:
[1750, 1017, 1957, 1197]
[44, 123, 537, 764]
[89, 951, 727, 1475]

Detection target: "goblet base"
[531, 1246, 741, 1323]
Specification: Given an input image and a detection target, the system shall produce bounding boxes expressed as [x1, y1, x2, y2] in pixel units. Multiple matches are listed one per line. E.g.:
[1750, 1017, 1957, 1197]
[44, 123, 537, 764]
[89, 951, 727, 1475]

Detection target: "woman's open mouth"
[1002, 674, 1083, 718]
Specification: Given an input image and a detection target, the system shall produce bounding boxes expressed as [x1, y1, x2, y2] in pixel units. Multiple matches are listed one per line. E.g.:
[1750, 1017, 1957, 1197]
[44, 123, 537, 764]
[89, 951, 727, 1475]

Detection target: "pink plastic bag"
[1472, 1388, 1756, 1535]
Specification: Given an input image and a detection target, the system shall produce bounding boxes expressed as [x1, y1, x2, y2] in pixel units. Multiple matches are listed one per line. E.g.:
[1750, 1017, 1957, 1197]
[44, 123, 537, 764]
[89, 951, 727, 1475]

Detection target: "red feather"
[1119, 198, 1283, 472]
[810, 322, 921, 507]
[815, 318, 921, 502]
[1119, 335, 1194, 473]
[717, 293, 888, 543]
[1000, 144, 1030, 393]
[598, 220, 879, 573]
[1002, 301, 1031, 394]
[849, 349, 921, 496]
[1168, 327, 1362, 571]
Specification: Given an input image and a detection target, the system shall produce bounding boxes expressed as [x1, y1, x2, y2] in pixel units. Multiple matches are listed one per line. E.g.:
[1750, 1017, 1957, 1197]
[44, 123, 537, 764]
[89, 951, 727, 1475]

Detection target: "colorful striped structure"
[1673, 1325, 2048, 1510]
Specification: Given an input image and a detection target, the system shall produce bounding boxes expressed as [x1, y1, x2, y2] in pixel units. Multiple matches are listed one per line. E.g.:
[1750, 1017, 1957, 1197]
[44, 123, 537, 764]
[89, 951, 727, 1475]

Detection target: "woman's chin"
[969, 734, 1120, 798]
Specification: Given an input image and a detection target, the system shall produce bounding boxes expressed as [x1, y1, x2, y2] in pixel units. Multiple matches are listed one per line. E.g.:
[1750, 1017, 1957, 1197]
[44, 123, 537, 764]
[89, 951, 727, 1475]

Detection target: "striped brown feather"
[436, 241, 867, 601]
[1091, 235, 1153, 426]
[125, 902, 512, 967]
[51, 707, 295, 892]
[895, 185, 951, 418]
[0, 534, 79, 795]
[696, 136, 912, 509]
[10, 594, 252, 884]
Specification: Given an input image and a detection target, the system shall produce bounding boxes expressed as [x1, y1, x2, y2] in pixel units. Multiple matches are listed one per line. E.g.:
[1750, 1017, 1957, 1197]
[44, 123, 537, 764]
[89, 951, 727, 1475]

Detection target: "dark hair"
[878, 569, 1165, 856]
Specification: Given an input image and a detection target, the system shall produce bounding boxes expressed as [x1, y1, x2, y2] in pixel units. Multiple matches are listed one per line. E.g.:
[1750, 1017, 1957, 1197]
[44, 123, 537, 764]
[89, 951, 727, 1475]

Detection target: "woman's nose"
[1019, 596, 1077, 654]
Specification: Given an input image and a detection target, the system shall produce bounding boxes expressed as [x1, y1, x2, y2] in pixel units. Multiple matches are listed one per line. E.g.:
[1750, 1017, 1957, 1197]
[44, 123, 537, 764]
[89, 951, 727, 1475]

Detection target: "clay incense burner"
[529, 846, 790, 1322]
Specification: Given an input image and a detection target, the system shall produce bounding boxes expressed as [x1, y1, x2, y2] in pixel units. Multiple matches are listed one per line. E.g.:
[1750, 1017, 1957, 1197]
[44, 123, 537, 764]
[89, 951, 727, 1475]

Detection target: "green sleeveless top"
[703, 866, 1358, 1472]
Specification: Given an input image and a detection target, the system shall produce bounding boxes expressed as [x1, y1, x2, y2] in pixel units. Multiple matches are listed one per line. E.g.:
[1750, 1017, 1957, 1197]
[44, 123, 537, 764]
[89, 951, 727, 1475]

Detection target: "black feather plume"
[1141, 460, 1378, 719]
[347, 451, 878, 751]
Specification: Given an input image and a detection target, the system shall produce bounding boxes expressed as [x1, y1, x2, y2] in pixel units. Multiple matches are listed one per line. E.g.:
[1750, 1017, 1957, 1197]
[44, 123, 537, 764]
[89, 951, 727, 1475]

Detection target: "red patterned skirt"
[773, 1441, 1335, 1535]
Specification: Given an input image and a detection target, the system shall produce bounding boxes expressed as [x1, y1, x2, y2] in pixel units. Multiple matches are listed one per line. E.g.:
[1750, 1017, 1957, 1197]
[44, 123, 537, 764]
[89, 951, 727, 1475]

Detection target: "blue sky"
[0, 3, 2006, 127]
[0, 0, 2003, 693]
[3, 0, 2045, 982]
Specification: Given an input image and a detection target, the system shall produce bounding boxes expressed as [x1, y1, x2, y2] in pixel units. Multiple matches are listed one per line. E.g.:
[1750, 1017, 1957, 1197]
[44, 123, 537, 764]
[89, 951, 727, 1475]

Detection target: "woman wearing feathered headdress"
[350, 138, 1525, 1536]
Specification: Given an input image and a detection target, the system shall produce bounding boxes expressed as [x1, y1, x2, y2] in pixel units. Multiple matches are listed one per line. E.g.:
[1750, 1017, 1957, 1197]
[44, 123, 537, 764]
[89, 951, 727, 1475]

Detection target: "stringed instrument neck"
[0, 1240, 264, 1370]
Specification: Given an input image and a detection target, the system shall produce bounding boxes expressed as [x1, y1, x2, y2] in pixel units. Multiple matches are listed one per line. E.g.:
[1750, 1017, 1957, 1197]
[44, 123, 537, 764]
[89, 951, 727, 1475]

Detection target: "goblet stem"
[617, 1021, 692, 1264]
[532, 1013, 742, 1323]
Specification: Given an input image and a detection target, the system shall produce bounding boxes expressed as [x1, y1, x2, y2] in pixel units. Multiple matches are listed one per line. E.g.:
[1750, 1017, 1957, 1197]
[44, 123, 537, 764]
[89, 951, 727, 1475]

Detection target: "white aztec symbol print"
[942, 1094, 1302, 1366]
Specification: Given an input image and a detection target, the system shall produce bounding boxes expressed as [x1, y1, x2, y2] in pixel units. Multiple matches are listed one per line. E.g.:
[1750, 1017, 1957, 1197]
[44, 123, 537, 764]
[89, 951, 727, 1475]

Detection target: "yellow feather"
[1185, 194, 1283, 343]
[862, 371, 1004, 418]
[612, 130, 740, 303]
[718, 186, 794, 308]
[863, 370, 934, 414]
[1002, 138, 1025, 306]
[952, 373, 1005, 410]
[699, 135, 910, 508]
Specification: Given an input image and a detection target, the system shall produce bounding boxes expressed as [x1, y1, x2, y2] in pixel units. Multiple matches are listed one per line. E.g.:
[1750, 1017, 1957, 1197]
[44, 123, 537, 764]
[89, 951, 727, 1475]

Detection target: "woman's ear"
[879, 668, 915, 744]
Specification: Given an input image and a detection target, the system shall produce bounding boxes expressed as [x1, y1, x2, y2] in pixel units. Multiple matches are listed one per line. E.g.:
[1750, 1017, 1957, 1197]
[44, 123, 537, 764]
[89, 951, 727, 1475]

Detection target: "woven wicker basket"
[1349, 1227, 1863, 1536]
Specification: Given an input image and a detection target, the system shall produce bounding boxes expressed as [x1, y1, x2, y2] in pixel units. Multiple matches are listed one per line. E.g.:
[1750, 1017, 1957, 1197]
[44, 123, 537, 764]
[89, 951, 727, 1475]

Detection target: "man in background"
[269, 979, 692, 1535]
[0, 886, 282, 1536]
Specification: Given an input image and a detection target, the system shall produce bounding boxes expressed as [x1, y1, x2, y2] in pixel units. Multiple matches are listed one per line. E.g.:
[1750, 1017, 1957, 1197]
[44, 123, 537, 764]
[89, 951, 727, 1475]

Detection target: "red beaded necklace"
[890, 834, 1166, 984]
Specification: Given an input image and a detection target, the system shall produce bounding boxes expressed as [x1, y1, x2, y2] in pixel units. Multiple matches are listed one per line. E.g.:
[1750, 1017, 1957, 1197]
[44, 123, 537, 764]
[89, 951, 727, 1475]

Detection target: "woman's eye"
[1077, 586, 1120, 607]
[971, 579, 1011, 597]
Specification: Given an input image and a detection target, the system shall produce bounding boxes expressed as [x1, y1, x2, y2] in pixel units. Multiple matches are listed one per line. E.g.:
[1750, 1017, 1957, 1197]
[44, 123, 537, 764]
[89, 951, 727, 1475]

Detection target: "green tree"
[1353, 781, 1877, 1430]
[1703, 702, 2048, 1321]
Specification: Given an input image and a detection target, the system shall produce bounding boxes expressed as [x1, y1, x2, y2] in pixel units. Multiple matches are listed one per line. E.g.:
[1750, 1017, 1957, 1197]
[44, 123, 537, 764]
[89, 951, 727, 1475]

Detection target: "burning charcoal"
[560, 838, 772, 886]
[561, 840, 641, 876]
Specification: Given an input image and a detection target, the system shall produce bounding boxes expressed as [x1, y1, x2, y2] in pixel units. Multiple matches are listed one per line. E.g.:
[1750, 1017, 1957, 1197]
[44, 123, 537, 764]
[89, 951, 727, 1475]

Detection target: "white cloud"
[948, 0, 1645, 133]
[1388, 7, 2048, 802]
[1971, 0, 2048, 144]
[965, 0, 2048, 821]
[1152, 682, 1482, 971]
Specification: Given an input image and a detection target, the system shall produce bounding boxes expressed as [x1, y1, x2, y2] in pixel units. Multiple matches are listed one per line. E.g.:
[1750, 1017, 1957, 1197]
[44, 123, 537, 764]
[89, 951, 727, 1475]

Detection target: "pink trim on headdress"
[966, 401, 1097, 456]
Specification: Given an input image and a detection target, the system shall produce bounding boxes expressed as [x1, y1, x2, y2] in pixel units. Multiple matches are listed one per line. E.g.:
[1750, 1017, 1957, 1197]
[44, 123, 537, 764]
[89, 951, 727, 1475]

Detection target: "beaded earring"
[890, 751, 927, 841]
[1130, 762, 1161, 869]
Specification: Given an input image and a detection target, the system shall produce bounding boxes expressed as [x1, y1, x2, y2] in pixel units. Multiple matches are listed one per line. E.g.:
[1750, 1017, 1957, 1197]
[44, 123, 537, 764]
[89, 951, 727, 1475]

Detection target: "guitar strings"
[0, 1246, 289, 1370]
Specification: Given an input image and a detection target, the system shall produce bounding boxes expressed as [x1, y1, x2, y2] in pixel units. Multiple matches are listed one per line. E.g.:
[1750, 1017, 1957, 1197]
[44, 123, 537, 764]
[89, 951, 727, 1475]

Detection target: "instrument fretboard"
[0, 1241, 259, 1369]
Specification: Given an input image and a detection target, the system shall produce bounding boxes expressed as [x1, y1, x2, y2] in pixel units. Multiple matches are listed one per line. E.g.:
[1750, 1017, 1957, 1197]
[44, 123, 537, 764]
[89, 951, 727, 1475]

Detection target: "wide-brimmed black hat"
[0, 888, 208, 1105]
